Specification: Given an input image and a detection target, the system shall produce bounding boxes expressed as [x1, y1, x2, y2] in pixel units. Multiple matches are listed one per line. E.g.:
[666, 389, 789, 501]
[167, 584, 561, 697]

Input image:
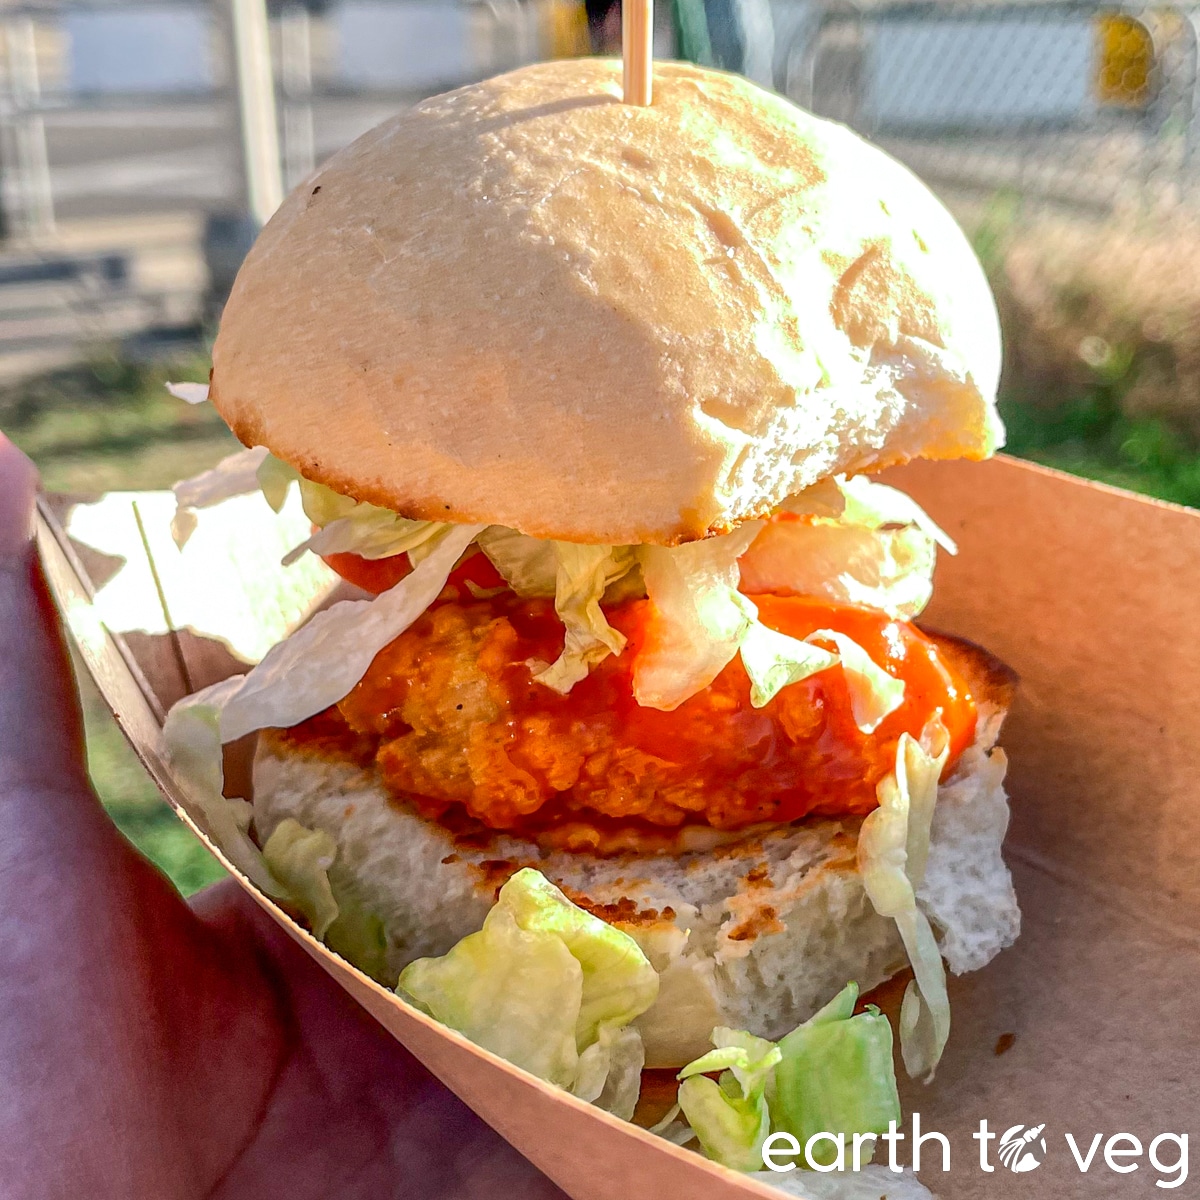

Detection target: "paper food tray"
[37, 454, 1200, 1199]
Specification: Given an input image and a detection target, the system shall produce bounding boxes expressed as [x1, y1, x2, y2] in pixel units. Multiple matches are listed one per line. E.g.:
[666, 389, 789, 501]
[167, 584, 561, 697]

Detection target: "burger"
[165, 58, 1019, 1152]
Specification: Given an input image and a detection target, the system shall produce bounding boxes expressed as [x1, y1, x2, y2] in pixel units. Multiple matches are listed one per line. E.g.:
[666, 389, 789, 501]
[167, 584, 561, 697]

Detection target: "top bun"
[211, 59, 1002, 546]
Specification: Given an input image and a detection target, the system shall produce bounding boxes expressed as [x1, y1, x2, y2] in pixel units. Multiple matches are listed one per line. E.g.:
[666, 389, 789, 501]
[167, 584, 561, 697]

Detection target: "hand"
[0, 433, 566, 1200]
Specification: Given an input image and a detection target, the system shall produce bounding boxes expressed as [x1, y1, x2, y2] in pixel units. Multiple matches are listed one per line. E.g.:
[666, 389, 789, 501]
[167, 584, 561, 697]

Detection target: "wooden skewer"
[622, 0, 653, 106]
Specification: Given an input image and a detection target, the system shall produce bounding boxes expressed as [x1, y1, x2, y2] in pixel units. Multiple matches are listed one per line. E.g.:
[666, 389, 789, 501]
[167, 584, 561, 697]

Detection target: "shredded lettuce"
[477, 530, 639, 693]
[281, 475, 450, 566]
[633, 525, 907, 716]
[496, 867, 659, 1048]
[322, 889, 392, 984]
[633, 526, 761, 710]
[256, 454, 300, 512]
[398, 869, 658, 1119]
[739, 520, 938, 620]
[857, 720, 952, 1080]
[177, 452, 642, 696]
[261, 818, 340, 939]
[212, 524, 480, 741]
[677, 1028, 782, 1172]
[536, 544, 636, 693]
[401, 901, 583, 1086]
[163, 523, 482, 876]
[838, 475, 956, 554]
[261, 819, 392, 982]
[160, 678, 278, 893]
[166, 381, 210, 404]
[647, 1102, 695, 1145]
[771, 982, 901, 1167]
[292, 476, 356, 527]
[805, 630, 906, 734]
[281, 511, 445, 567]
[171, 446, 270, 546]
[477, 526, 559, 597]
[172, 453, 944, 710]
[172, 449, 450, 569]
[739, 617, 839, 708]
[774, 477, 847, 520]
[572, 1023, 646, 1119]
[676, 983, 902, 1175]
[741, 475, 953, 621]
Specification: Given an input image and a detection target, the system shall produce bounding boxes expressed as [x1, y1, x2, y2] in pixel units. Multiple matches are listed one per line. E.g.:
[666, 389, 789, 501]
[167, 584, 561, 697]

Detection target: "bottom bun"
[252, 704, 1019, 1069]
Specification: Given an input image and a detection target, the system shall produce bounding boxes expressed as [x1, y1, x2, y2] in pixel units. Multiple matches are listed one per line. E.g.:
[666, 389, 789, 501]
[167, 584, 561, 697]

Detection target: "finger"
[206, 884, 569, 1200]
[0, 432, 36, 558]
[0, 433, 88, 795]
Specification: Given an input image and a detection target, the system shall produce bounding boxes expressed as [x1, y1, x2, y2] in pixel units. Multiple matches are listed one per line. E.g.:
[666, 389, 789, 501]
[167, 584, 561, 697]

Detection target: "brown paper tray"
[39, 454, 1200, 1198]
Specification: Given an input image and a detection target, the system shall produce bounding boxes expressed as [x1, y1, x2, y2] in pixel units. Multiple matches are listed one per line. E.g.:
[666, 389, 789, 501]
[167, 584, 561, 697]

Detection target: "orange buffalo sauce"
[321, 543, 507, 597]
[291, 585, 977, 837]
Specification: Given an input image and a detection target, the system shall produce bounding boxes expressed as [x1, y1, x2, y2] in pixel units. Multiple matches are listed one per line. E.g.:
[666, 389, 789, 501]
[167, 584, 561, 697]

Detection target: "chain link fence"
[779, 0, 1200, 497]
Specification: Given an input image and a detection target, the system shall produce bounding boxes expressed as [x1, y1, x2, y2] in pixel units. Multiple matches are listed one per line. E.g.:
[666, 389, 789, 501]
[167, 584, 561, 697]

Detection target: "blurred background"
[2, 0, 1194, 892]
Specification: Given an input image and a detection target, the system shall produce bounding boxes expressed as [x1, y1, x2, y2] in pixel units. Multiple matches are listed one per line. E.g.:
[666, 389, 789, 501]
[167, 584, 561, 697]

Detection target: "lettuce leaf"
[256, 454, 301, 512]
[572, 1023, 646, 1120]
[163, 523, 482, 874]
[741, 475, 952, 621]
[261, 818, 340, 939]
[174, 448, 446, 573]
[738, 520, 938, 620]
[535, 544, 636, 694]
[677, 1027, 781, 1172]
[857, 721, 952, 1080]
[498, 868, 659, 1048]
[276, 475, 450, 566]
[805, 630, 905, 734]
[212, 523, 482, 742]
[738, 617, 839, 708]
[397, 869, 658, 1115]
[171, 446, 270, 546]
[324, 893, 391, 986]
[477, 526, 559, 597]
[771, 982, 901, 1167]
[633, 526, 762, 710]
[166, 381, 210, 404]
[774, 477, 847, 520]
[901, 719, 949, 891]
[261, 818, 392, 982]
[281, 511, 445, 566]
[632, 526, 903, 715]
[400, 903, 584, 1086]
[676, 983, 903, 1175]
[839, 475, 956, 554]
[293, 476, 358, 528]
[160, 679, 279, 893]
[647, 1102, 695, 1145]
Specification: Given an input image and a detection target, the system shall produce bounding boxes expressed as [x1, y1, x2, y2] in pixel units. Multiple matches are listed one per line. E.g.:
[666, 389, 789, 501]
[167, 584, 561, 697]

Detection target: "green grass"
[5, 347, 1200, 897]
[79, 669, 227, 895]
[4, 351, 238, 896]
[999, 388, 1200, 508]
[3, 352, 238, 495]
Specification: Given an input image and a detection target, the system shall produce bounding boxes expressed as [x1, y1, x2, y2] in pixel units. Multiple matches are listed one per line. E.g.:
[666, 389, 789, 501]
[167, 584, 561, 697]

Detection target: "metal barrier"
[0, 0, 548, 240]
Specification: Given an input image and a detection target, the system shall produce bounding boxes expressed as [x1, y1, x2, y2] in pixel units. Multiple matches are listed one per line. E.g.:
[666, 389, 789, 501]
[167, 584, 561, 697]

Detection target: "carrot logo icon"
[998, 1124, 1048, 1172]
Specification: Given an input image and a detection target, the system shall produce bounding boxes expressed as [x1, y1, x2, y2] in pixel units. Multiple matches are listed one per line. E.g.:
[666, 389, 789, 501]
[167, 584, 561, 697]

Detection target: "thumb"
[0, 432, 88, 794]
[0, 430, 37, 557]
